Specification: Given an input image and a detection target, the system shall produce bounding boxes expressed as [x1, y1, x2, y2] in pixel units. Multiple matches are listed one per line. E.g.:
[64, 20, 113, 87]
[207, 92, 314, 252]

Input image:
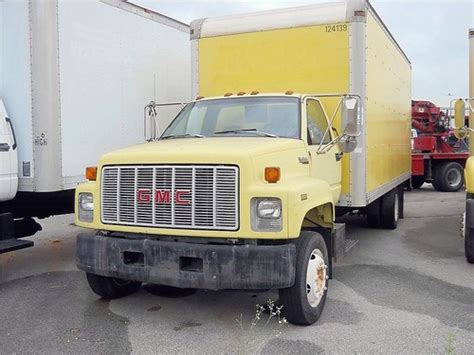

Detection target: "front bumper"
[76, 232, 296, 290]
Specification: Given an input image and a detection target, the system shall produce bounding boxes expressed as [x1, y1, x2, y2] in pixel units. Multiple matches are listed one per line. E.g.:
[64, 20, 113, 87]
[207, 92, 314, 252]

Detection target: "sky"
[132, 0, 473, 108]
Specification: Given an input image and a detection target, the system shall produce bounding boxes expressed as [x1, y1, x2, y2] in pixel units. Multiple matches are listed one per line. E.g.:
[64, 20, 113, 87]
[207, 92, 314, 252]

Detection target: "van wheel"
[433, 162, 464, 192]
[86, 273, 142, 299]
[411, 176, 424, 189]
[279, 231, 328, 325]
[466, 226, 474, 263]
[380, 189, 398, 229]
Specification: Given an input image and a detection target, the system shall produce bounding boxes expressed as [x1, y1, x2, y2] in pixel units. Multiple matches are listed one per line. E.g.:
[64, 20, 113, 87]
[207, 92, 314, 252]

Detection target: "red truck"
[411, 100, 469, 192]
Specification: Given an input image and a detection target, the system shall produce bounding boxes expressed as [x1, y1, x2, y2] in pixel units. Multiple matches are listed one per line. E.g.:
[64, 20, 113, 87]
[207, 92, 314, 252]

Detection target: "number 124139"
[325, 24, 348, 33]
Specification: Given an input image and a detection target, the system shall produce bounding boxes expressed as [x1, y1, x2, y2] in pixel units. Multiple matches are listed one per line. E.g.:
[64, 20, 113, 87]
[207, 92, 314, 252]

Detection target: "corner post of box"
[190, 18, 205, 97]
[344, 0, 368, 207]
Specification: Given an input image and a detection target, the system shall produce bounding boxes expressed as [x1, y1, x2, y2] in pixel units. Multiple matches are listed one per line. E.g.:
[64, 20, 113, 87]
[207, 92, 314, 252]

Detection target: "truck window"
[215, 106, 245, 132]
[307, 99, 330, 145]
[162, 97, 300, 139]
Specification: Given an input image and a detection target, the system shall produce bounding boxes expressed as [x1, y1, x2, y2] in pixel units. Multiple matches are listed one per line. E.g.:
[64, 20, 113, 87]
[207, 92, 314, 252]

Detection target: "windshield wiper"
[214, 128, 278, 138]
[160, 133, 205, 140]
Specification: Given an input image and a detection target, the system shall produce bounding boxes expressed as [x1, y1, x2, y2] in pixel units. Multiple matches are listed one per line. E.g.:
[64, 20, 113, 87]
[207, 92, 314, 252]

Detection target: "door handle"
[0, 143, 11, 152]
[335, 152, 343, 161]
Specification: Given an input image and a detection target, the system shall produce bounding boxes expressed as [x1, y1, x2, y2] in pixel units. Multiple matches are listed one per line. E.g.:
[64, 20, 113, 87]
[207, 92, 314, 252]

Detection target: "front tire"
[86, 273, 142, 299]
[279, 231, 329, 325]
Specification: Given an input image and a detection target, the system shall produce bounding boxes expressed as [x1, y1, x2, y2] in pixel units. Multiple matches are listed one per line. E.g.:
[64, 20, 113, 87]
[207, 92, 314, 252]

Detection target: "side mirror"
[339, 97, 360, 153]
[338, 135, 357, 153]
[343, 122, 360, 137]
[454, 99, 466, 129]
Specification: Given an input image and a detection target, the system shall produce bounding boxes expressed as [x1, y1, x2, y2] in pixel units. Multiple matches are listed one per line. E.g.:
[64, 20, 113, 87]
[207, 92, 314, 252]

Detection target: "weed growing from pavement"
[445, 333, 455, 355]
[236, 298, 288, 354]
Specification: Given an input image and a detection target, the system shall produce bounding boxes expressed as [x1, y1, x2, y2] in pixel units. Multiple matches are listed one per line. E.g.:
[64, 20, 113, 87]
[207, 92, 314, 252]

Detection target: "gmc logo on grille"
[137, 189, 190, 205]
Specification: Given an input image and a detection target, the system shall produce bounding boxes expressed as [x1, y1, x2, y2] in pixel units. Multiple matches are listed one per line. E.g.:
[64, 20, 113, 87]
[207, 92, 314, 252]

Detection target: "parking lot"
[1, 186, 473, 354]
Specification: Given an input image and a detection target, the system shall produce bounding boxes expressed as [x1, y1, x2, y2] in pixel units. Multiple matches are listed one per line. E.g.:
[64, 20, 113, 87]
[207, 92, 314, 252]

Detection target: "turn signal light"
[265, 167, 280, 183]
[86, 166, 97, 181]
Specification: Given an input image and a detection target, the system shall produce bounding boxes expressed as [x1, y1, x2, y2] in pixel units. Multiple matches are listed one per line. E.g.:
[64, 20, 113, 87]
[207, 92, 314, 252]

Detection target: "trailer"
[0, 0, 191, 253]
[411, 100, 469, 191]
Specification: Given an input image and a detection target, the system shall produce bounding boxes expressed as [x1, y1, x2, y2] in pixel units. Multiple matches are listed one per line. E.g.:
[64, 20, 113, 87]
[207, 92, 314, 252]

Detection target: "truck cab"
[75, 93, 358, 325]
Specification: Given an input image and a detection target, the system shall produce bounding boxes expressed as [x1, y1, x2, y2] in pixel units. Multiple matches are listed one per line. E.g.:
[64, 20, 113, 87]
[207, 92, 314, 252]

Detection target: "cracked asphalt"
[0, 185, 473, 354]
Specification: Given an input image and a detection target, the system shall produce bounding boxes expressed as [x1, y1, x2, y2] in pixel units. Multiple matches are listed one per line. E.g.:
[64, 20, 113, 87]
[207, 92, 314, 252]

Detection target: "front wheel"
[279, 231, 329, 325]
[86, 273, 142, 299]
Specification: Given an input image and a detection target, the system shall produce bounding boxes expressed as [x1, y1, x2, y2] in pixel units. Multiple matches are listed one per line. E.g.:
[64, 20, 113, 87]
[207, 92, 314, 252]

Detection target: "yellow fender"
[283, 176, 335, 238]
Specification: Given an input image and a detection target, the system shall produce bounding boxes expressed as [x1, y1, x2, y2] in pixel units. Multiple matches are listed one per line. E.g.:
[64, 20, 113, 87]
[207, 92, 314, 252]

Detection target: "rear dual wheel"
[366, 189, 400, 230]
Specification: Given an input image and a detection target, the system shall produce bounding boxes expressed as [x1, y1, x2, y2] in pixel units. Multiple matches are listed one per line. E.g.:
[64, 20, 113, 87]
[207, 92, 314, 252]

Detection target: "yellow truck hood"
[99, 137, 306, 165]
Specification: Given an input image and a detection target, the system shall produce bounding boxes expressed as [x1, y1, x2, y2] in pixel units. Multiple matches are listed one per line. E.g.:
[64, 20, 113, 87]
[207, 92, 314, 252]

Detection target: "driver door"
[304, 97, 342, 201]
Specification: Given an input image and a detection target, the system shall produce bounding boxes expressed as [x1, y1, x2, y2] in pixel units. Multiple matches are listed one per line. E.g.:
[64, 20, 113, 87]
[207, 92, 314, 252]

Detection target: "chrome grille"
[101, 165, 239, 230]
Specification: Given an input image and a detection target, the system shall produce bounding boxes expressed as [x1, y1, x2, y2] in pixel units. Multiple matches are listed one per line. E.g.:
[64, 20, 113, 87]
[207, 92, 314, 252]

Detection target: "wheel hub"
[306, 249, 328, 308]
[447, 168, 462, 187]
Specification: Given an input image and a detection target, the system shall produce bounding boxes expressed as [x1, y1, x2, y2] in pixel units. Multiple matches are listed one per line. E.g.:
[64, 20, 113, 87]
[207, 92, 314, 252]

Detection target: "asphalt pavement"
[0, 185, 473, 354]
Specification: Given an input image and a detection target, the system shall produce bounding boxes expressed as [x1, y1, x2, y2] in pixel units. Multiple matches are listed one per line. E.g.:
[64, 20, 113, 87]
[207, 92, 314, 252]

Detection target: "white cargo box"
[0, 0, 191, 192]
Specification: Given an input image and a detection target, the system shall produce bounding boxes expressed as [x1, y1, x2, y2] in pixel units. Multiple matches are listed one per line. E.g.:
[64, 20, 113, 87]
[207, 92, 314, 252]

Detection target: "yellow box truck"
[75, 0, 411, 325]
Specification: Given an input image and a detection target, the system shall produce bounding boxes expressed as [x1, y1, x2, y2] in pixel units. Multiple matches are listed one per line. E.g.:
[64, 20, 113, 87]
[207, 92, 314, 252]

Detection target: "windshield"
[161, 97, 300, 139]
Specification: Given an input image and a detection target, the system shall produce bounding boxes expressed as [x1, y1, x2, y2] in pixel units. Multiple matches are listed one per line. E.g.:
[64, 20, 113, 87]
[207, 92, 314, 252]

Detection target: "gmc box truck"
[0, 0, 191, 253]
[75, 0, 411, 325]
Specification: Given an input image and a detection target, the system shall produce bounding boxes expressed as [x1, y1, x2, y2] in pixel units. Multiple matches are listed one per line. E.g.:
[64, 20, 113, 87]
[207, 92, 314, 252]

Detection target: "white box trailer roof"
[0, 0, 191, 193]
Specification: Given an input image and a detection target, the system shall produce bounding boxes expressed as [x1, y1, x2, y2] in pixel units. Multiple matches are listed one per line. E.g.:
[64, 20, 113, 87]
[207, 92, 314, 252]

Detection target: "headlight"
[257, 200, 281, 218]
[251, 198, 282, 231]
[78, 193, 94, 222]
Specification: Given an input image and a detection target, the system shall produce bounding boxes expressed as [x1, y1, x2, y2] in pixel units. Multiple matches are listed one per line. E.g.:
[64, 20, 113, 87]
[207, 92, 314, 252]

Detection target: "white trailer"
[0, 0, 191, 252]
